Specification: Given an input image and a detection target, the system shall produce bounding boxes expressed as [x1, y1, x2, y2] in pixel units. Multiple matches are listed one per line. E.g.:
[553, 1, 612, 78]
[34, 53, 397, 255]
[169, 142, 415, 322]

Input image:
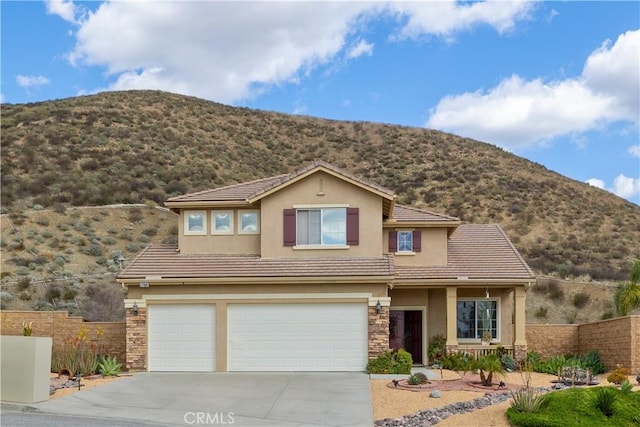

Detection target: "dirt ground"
[371, 371, 640, 426]
[48, 373, 128, 400]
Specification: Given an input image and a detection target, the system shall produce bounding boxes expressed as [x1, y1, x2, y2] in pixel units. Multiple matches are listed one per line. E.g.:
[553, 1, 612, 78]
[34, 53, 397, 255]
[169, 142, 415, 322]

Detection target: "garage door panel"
[228, 303, 367, 372]
[148, 304, 216, 372]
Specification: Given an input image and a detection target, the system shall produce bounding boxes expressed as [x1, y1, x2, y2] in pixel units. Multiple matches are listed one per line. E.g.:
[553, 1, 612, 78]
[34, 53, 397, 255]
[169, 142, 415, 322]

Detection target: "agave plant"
[97, 355, 122, 376]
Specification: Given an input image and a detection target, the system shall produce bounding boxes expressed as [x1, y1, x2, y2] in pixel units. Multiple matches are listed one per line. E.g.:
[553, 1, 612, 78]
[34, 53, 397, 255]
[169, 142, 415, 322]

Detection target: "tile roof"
[390, 204, 460, 223]
[395, 224, 535, 281]
[166, 175, 288, 203]
[166, 160, 395, 204]
[118, 245, 395, 279]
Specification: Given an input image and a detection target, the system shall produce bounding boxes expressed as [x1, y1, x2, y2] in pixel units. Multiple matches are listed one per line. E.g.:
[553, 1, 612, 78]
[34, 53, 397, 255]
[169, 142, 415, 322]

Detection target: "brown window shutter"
[283, 209, 296, 246]
[413, 230, 421, 252]
[389, 231, 397, 252]
[346, 207, 359, 245]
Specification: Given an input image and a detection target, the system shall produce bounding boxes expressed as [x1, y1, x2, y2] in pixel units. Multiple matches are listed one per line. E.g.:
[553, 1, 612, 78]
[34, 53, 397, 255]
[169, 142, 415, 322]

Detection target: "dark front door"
[389, 310, 423, 364]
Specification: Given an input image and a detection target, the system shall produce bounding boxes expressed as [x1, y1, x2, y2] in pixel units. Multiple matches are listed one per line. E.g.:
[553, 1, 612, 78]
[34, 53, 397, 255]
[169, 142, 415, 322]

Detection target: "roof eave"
[383, 220, 462, 228]
[118, 275, 395, 286]
[164, 200, 253, 209]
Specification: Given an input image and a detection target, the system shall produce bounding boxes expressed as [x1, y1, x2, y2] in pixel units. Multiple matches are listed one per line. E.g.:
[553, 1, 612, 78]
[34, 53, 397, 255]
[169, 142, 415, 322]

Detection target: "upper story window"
[212, 211, 233, 234]
[238, 210, 260, 234]
[397, 231, 413, 253]
[388, 230, 421, 253]
[283, 207, 359, 248]
[297, 208, 346, 245]
[184, 211, 207, 235]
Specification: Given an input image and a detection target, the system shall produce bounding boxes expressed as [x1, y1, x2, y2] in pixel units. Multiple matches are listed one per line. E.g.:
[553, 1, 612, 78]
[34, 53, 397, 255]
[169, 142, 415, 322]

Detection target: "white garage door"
[227, 303, 367, 371]
[148, 304, 216, 372]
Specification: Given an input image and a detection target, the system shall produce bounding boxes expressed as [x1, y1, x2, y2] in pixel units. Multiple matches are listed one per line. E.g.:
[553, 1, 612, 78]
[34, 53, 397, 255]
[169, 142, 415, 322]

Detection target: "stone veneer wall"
[368, 306, 389, 359]
[526, 316, 640, 373]
[0, 311, 125, 364]
[125, 306, 147, 371]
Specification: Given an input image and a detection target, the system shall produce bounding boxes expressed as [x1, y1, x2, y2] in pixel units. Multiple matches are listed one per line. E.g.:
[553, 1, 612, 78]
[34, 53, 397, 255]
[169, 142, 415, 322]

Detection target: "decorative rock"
[375, 386, 565, 426]
[429, 390, 441, 398]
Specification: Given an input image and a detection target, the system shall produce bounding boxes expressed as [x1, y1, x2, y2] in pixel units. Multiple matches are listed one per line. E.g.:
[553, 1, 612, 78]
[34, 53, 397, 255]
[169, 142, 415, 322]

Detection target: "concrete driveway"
[26, 372, 373, 427]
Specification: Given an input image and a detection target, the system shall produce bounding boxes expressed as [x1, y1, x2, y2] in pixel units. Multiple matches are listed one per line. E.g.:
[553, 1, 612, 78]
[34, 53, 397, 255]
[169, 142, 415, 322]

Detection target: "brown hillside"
[1, 90, 638, 280]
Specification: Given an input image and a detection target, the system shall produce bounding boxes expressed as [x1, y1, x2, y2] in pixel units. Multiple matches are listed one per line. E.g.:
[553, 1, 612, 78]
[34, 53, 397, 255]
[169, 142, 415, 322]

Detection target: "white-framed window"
[212, 210, 233, 234]
[456, 299, 499, 341]
[238, 210, 260, 234]
[297, 208, 346, 246]
[397, 231, 413, 253]
[184, 211, 206, 235]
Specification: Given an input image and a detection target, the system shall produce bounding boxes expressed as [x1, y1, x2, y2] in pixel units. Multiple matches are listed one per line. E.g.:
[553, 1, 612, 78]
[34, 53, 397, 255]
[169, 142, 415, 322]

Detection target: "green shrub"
[534, 306, 548, 319]
[594, 387, 616, 417]
[620, 380, 633, 393]
[142, 226, 158, 236]
[102, 236, 117, 245]
[16, 276, 31, 291]
[427, 333, 446, 363]
[579, 350, 606, 375]
[366, 349, 413, 374]
[572, 292, 590, 309]
[85, 243, 103, 257]
[502, 354, 517, 371]
[407, 372, 429, 385]
[441, 351, 472, 373]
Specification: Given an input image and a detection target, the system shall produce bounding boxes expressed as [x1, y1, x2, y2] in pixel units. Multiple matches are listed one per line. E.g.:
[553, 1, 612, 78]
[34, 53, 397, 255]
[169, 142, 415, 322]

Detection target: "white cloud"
[46, 0, 77, 24]
[347, 40, 373, 59]
[61, 1, 536, 104]
[612, 174, 640, 199]
[586, 175, 640, 200]
[426, 29, 640, 149]
[586, 178, 605, 190]
[389, 0, 534, 40]
[68, 2, 369, 103]
[16, 75, 51, 88]
[629, 145, 640, 158]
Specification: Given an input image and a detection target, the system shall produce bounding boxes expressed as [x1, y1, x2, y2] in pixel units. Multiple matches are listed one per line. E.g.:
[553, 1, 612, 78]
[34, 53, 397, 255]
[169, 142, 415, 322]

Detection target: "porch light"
[376, 300, 382, 315]
[132, 302, 139, 316]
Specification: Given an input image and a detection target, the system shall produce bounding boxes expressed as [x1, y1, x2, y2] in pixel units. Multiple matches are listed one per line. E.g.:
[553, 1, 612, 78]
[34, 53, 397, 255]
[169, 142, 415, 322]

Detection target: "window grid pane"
[397, 231, 413, 252]
[457, 300, 497, 340]
[240, 212, 258, 232]
[214, 213, 231, 232]
[188, 213, 204, 232]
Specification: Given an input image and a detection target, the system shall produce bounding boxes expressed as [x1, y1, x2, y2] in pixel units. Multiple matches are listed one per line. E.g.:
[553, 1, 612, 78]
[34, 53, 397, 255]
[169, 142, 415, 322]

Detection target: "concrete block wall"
[578, 316, 639, 373]
[526, 316, 639, 373]
[526, 324, 579, 358]
[1, 311, 126, 364]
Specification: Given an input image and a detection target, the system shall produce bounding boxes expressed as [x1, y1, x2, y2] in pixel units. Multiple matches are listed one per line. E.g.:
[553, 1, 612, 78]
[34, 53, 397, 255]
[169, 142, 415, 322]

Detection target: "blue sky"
[2, 1, 639, 204]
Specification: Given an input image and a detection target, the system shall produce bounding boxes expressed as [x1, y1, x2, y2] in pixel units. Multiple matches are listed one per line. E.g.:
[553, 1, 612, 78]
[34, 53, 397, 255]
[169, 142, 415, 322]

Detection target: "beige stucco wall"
[428, 288, 447, 340]
[260, 171, 383, 258]
[383, 228, 448, 266]
[178, 208, 261, 255]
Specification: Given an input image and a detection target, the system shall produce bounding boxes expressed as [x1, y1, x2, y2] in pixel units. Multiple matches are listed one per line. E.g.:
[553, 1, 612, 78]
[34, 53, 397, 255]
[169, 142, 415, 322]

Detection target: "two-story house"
[118, 161, 534, 372]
